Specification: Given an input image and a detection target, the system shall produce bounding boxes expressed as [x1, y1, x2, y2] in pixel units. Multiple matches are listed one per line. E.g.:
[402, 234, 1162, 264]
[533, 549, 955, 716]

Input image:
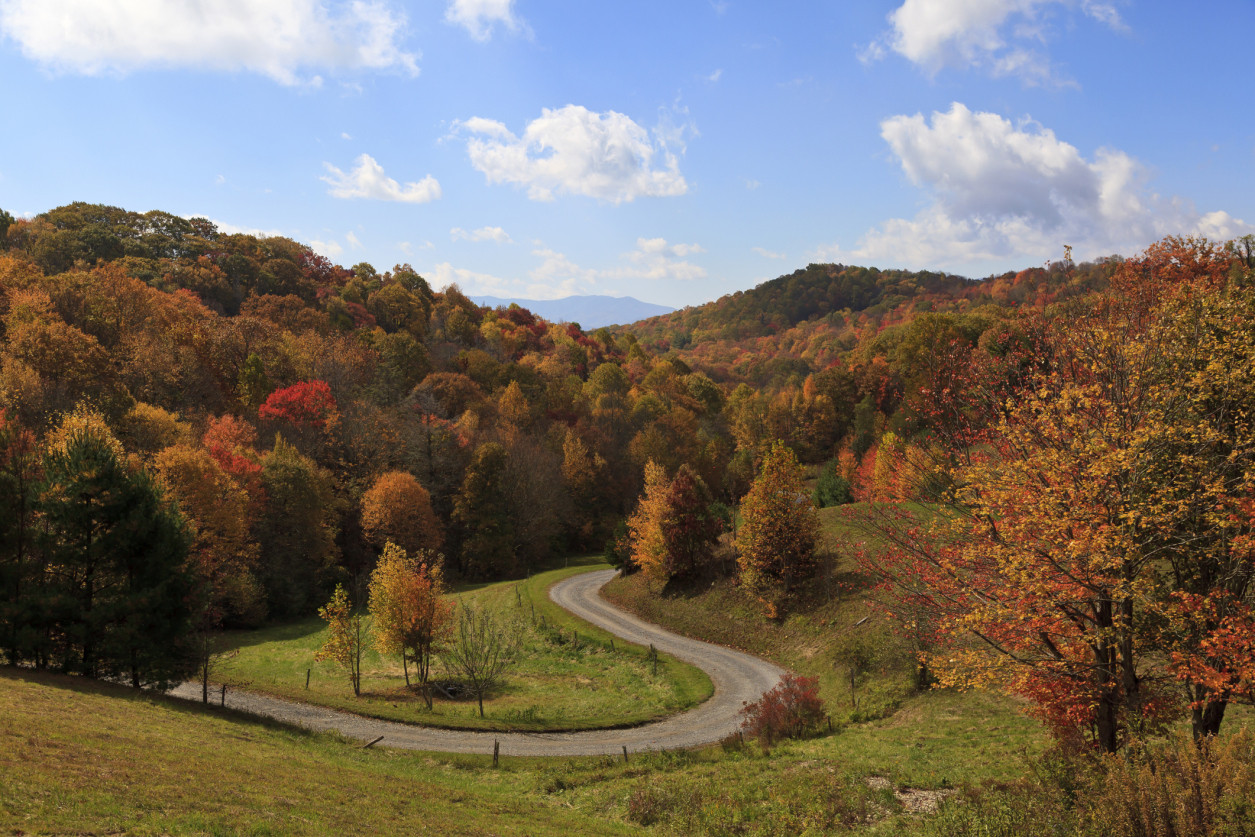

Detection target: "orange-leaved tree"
[367, 542, 453, 709]
[863, 237, 1255, 752]
[737, 440, 819, 617]
[360, 470, 444, 555]
[626, 461, 670, 581]
[626, 462, 723, 584]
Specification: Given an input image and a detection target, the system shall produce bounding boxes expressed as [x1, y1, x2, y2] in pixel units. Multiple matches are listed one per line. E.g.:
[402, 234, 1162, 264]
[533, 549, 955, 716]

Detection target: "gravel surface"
[168, 568, 786, 757]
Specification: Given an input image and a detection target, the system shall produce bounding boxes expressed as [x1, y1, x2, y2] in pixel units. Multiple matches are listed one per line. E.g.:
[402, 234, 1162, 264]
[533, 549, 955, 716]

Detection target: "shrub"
[1081, 729, 1255, 837]
[740, 673, 825, 745]
[814, 459, 853, 507]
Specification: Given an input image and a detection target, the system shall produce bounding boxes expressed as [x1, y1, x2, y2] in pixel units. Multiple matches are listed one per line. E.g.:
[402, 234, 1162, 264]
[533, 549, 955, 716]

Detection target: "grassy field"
[213, 555, 713, 732]
[0, 667, 631, 836]
[0, 664, 1045, 836]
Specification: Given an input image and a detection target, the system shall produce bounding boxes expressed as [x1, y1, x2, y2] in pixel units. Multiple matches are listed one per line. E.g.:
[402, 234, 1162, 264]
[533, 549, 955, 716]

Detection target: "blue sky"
[1, 0, 1252, 308]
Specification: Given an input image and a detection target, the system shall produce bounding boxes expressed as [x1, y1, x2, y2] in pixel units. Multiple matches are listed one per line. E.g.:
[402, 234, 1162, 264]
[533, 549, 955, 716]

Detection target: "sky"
[1, 0, 1252, 309]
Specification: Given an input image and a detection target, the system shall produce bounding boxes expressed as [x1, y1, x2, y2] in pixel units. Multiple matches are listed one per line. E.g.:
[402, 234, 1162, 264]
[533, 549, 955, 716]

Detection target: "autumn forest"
[4, 201, 1255, 833]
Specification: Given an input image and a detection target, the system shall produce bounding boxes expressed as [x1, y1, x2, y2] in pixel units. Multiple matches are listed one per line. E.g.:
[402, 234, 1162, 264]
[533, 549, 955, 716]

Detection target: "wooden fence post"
[493, 739, 500, 768]
[622, 745, 629, 764]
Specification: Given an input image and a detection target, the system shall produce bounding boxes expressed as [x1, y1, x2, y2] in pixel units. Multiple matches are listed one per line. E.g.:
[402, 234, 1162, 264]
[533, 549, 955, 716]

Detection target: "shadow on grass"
[0, 665, 340, 745]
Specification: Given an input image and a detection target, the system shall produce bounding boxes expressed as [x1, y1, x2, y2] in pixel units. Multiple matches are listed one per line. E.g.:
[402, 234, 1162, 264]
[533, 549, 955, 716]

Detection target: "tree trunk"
[1192, 696, 1227, 739]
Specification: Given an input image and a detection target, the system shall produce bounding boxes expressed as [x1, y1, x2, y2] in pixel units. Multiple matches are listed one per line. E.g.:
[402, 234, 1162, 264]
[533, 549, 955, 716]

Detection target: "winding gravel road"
[169, 568, 786, 757]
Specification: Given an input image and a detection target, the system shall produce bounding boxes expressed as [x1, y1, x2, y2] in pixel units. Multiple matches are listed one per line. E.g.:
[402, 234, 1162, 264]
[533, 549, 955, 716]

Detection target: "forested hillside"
[623, 257, 1117, 387]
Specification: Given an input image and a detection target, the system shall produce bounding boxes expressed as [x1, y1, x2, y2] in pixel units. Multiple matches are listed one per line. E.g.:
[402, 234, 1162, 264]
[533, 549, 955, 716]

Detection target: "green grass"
[604, 503, 930, 727]
[0, 667, 631, 836]
[214, 555, 713, 732]
[0, 665, 1048, 837]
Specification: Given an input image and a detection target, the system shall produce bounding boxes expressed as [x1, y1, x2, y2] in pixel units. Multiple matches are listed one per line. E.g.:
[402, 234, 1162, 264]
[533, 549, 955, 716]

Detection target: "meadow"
[212, 556, 712, 731]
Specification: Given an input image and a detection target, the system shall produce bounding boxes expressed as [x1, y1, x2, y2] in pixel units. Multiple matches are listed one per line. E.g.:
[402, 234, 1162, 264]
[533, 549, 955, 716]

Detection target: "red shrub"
[740, 673, 826, 745]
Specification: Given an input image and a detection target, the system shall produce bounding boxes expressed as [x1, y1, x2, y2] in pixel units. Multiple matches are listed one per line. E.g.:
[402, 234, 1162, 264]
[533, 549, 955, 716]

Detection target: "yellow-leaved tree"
[316, 584, 367, 697]
[737, 440, 819, 617]
[367, 542, 453, 709]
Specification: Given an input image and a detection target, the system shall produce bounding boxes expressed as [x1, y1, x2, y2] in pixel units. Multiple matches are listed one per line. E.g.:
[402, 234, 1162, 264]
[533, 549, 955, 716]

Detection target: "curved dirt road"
[170, 569, 785, 757]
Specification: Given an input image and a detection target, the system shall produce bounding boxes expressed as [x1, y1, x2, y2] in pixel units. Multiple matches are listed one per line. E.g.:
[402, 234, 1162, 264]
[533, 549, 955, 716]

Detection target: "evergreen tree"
[452, 442, 517, 578]
[39, 426, 194, 687]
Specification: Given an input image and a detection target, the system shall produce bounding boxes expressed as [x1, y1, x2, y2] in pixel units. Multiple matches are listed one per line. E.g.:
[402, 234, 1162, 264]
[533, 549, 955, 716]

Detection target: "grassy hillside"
[0, 668, 630, 836]
[603, 503, 930, 726]
[0, 663, 1046, 836]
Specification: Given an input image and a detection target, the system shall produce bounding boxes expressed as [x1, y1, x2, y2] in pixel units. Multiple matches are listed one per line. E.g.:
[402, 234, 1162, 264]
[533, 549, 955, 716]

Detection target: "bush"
[740, 673, 826, 745]
[814, 459, 853, 507]
[1081, 729, 1255, 837]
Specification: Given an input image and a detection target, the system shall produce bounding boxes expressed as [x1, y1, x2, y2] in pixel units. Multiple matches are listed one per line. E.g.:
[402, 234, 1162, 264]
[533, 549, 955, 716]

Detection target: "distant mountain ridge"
[471, 294, 675, 329]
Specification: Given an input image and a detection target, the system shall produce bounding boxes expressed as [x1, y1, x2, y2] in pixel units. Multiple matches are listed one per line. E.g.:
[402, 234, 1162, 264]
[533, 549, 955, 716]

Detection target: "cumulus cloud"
[605, 238, 707, 281]
[0, 0, 419, 85]
[817, 102, 1253, 270]
[451, 226, 513, 243]
[321, 154, 441, 203]
[459, 105, 689, 203]
[309, 239, 344, 258]
[864, 0, 1125, 84]
[753, 247, 786, 260]
[445, 0, 524, 41]
[427, 261, 513, 295]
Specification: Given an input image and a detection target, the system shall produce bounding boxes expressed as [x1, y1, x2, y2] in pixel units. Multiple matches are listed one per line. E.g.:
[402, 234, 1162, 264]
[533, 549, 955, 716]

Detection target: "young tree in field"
[737, 440, 819, 617]
[368, 542, 453, 709]
[316, 584, 367, 697]
[442, 601, 522, 717]
[360, 471, 444, 555]
[864, 237, 1255, 752]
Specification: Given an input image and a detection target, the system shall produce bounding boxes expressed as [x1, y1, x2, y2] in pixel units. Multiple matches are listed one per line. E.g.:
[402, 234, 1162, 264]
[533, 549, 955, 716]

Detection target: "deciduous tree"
[368, 542, 452, 708]
[316, 584, 367, 697]
[360, 471, 443, 556]
[737, 440, 819, 617]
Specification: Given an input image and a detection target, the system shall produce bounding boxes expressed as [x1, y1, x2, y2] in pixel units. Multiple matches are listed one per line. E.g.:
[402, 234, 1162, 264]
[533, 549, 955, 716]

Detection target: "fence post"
[493, 739, 500, 768]
[305, 668, 311, 689]
[622, 745, 629, 764]
[220, 684, 227, 706]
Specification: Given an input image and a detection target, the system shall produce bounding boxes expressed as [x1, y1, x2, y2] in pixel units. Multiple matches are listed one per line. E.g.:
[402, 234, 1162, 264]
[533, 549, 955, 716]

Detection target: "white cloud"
[321, 154, 441, 203]
[0, 0, 419, 85]
[202, 217, 285, 238]
[605, 238, 707, 281]
[745, 178, 761, 190]
[451, 226, 513, 243]
[398, 240, 434, 255]
[460, 105, 689, 203]
[753, 247, 786, 260]
[444, 0, 524, 41]
[341, 132, 353, 140]
[345, 231, 362, 248]
[817, 102, 1253, 270]
[427, 261, 513, 295]
[310, 239, 344, 258]
[706, 68, 723, 82]
[865, 0, 1125, 84]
